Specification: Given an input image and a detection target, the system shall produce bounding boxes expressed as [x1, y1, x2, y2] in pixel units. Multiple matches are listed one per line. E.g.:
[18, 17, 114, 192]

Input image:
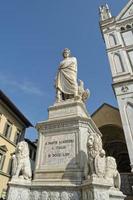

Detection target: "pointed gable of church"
[116, 0, 133, 21]
[91, 103, 122, 129]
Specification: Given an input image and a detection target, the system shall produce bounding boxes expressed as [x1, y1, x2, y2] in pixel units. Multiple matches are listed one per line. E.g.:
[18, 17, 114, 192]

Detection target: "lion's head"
[87, 133, 103, 152]
[16, 141, 29, 158]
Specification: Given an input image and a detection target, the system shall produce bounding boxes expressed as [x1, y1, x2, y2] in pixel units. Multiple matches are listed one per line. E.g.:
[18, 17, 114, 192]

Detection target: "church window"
[128, 50, 133, 71]
[122, 30, 133, 46]
[126, 24, 132, 29]
[114, 53, 125, 73]
[121, 27, 126, 31]
[109, 34, 117, 47]
[126, 102, 133, 138]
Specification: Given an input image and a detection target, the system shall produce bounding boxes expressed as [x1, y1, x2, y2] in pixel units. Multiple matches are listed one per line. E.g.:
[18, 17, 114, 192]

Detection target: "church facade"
[92, 103, 133, 198]
[100, 0, 133, 177]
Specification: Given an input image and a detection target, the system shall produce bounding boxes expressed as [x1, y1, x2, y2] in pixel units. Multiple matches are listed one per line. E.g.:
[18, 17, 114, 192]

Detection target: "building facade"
[100, 0, 133, 174]
[0, 90, 32, 198]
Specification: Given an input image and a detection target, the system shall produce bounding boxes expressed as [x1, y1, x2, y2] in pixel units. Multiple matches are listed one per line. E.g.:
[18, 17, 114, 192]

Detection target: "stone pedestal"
[7, 99, 125, 200]
[82, 177, 125, 200]
[30, 100, 101, 199]
[34, 100, 101, 187]
[7, 181, 31, 200]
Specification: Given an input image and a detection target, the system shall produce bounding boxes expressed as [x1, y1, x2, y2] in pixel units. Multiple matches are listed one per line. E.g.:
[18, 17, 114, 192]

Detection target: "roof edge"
[91, 103, 119, 117]
[0, 90, 33, 127]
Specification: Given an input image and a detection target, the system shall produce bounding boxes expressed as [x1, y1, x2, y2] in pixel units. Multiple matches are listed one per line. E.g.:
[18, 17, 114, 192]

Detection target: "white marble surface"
[7, 182, 31, 200]
[82, 177, 125, 200]
[42, 133, 75, 167]
[34, 100, 90, 185]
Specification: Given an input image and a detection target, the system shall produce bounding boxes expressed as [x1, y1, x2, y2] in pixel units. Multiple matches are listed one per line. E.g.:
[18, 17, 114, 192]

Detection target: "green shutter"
[14, 132, 17, 144]
[7, 158, 12, 176]
[3, 123, 7, 136]
[0, 154, 5, 170]
[8, 126, 12, 139]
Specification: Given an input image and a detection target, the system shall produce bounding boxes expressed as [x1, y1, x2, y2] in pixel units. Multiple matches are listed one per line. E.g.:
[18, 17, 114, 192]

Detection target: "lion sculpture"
[84, 133, 121, 189]
[11, 141, 32, 181]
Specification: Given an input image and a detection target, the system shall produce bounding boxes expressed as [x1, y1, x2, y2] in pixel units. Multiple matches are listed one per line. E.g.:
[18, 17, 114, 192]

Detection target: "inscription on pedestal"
[42, 133, 76, 167]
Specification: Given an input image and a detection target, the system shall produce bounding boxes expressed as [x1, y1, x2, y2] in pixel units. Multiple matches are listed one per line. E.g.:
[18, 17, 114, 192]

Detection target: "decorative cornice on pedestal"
[48, 100, 89, 120]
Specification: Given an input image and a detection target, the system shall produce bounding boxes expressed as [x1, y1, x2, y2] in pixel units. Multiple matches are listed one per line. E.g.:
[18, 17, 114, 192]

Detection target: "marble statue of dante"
[55, 48, 78, 102]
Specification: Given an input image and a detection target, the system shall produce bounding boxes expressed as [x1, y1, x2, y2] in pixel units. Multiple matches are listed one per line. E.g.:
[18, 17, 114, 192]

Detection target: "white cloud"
[0, 73, 43, 96]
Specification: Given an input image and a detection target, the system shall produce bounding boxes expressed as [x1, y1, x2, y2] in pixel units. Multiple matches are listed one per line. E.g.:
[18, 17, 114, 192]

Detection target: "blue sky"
[0, 0, 127, 140]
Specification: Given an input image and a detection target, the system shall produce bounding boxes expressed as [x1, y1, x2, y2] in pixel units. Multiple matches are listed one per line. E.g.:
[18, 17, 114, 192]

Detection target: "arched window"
[120, 27, 126, 31]
[128, 50, 133, 71]
[126, 24, 132, 29]
[114, 53, 125, 73]
[109, 34, 117, 47]
[126, 101, 133, 137]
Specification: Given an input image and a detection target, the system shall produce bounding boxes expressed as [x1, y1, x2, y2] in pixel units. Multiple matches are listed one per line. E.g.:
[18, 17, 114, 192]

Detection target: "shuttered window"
[0, 152, 6, 171]
[14, 130, 21, 144]
[3, 121, 12, 139]
[0, 113, 2, 122]
[7, 158, 12, 175]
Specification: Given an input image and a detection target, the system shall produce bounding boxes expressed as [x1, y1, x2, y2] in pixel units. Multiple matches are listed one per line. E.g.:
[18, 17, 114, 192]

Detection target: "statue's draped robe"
[56, 57, 78, 95]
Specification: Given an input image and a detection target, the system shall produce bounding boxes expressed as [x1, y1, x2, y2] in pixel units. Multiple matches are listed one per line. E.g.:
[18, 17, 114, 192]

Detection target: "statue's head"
[87, 134, 95, 149]
[62, 48, 71, 58]
[16, 141, 29, 158]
